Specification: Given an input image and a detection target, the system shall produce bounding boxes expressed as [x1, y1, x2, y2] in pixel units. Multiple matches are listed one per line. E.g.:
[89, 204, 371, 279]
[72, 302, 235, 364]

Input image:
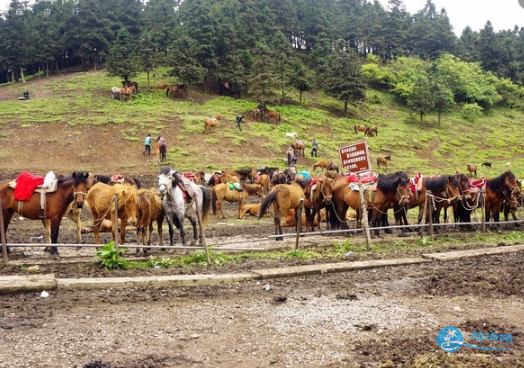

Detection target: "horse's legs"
[1, 210, 13, 254]
[187, 215, 198, 246]
[156, 218, 164, 247]
[47, 217, 61, 256]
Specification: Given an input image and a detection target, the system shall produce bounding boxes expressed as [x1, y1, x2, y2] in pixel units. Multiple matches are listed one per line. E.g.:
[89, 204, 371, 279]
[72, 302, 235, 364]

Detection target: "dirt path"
[1, 252, 523, 368]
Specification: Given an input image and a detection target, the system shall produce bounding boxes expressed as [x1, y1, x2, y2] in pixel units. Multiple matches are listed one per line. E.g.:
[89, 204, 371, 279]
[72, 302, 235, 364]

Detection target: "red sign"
[339, 141, 371, 173]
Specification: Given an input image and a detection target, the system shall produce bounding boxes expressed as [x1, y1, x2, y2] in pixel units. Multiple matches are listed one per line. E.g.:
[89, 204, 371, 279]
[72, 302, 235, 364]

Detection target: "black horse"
[219, 81, 241, 99]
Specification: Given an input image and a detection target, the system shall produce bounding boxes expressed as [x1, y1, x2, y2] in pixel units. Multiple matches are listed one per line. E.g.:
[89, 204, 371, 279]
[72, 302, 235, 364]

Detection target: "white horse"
[158, 167, 211, 247]
[111, 87, 122, 100]
[285, 132, 298, 138]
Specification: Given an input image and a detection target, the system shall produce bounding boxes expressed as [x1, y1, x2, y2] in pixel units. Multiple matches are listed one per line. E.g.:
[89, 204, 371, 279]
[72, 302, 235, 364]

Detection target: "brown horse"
[264, 108, 281, 125]
[193, 171, 206, 186]
[135, 188, 164, 255]
[208, 172, 240, 187]
[423, 175, 464, 228]
[120, 86, 136, 101]
[166, 84, 187, 97]
[155, 83, 169, 92]
[212, 183, 263, 219]
[251, 108, 262, 121]
[0, 172, 90, 256]
[85, 183, 138, 245]
[354, 124, 368, 134]
[484, 171, 521, 231]
[240, 203, 271, 218]
[312, 160, 334, 172]
[255, 173, 271, 195]
[467, 164, 477, 177]
[258, 181, 307, 240]
[377, 156, 391, 170]
[329, 177, 366, 229]
[292, 140, 305, 157]
[305, 176, 333, 231]
[365, 126, 378, 137]
[122, 80, 139, 93]
[204, 114, 221, 134]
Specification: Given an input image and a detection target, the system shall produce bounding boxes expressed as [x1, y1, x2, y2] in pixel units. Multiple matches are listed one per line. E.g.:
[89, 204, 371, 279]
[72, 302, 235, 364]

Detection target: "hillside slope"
[1, 71, 523, 180]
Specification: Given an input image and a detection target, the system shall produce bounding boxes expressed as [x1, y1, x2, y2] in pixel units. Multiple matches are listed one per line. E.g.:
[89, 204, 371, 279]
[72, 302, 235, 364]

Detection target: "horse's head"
[504, 171, 521, 194]
[119, 187, 138, 227]
[72, 171, 89, 208]
[445, 175, 462, 202]
[396, 177, 412, 205]
[320, 177, 333, 205]
[455, 174, 471, 200]
[158, 167, 175, 196]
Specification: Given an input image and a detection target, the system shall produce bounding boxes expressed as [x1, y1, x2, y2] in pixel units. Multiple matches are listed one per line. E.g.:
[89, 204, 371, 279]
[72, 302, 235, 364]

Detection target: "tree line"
[1, 0, 523, 116]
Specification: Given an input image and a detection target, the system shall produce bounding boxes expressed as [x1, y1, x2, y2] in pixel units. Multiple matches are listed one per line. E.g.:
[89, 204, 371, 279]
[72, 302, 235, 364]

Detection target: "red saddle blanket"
[345, 172, 378, 184]
[468, 178, 486, 189]
[14, 171, 45, 201]
[183, 172, 196, 182]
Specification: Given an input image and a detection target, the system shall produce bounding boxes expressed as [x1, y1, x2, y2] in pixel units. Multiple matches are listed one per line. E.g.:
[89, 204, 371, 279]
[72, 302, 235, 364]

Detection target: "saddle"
[226, 182, 243, 192]
[111, 174, 125, 184]
[178, 176, 198, 201]
[345, 172, 378, 184]
[9, 171, 57, 218]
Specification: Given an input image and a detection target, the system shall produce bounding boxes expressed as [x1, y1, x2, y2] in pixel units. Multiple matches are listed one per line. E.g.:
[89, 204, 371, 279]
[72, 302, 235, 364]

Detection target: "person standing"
[157, 136, 167, 162]
[143, 134, 152, 156]
[235, 114, 244, 131]
[311, 138, 318, 157]
[286, 145, 294, 167]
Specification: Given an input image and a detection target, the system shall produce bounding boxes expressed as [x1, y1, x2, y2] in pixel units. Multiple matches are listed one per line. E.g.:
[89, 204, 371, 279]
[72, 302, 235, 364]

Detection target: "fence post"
[113, 193, 119, 251]
[295, 199, 304, 250]
[358, 174, 372, 250]
[481, 189, 486, 233]
[0, 196, 8, 264]
[427, 191, 434, 241]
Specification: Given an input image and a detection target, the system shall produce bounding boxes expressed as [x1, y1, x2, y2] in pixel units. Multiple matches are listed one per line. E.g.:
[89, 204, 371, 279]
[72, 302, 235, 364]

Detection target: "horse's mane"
[235, 169, 251, 176]
[424, 175, 455, 192]
[487, 171, 516, 191]
[377, 175, 407, 193]
[57, 172, 89, 185]
[94, 174, 111, 184]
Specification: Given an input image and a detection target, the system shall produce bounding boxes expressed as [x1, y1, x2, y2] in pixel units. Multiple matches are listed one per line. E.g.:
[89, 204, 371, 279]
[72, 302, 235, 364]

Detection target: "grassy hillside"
[1, 70, 524, 179]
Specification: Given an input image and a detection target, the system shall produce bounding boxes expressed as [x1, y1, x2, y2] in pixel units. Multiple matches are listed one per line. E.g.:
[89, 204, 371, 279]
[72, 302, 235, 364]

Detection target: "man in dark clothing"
[235, 114, 244, 131]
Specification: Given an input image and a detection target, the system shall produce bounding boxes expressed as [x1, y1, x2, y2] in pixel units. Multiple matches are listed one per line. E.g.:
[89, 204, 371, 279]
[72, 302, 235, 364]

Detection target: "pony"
[264, 108, 281, 125]
[207, 172, 240, 187]
[312, 160, 333, 172]
[135, 188, 164, 256]
[193, 171, 207, 186]
[155, 83, 169, 92]
[122, 80, 139, 93]
[158, 167, 211, 247]
[271, 171, 287, 186]
[304, 176, 333, 232]
[484, 171, 521, 231]
[94, 175, 140, 188]
[354, 124, 368, 134]
[255, 173, 271, 195]
[166, 84, 187, 97]
[377, 156, 391, 170]
[222, 169, 252, 182]
[467, 164, 477, 177]
[0, 172, 89, 256]
[240, 203, 270, 218]
[212, 183, 263, 219]
[258, 180, 308, 240]
[204, 114, 221, 134]
[156, 141, 167, 163]
[369, 174, 412, 234]
[365, 126, 378, 137]
[85, 183, 139, 245]
[120, 86, 136, 101]
[111, 87, 122, 100]
[292, 140, 306, 157]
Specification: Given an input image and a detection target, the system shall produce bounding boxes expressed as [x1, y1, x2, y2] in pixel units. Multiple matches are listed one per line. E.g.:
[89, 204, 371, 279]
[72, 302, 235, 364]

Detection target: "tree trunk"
[344, 101, 348, 116]
[38, 63, 42, 78]
[20, 67, 26, 83]
[437, 108, 442, 127]
[147, 71, 150, 91]
[299, 90, 303, 105]
[10, 68, 15, 83]
[420, 111, 423, 122]
[45, 61, 49, 77]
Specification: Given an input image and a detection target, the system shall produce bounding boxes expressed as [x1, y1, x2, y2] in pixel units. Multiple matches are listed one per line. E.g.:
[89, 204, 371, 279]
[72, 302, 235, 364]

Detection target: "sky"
[0, 0, 523, 36]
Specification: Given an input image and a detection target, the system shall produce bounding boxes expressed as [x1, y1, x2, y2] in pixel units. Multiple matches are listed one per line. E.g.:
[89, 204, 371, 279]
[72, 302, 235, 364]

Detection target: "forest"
[1, 0, 524, 116]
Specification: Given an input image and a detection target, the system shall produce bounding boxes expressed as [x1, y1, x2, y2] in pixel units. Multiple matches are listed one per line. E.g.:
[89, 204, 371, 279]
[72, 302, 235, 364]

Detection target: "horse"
[122, 80, 139, 93]
[155, 142, 167, 163]
[212, 183, 263, 219]
[204, 114, 221, 134]
[85, 183, 139, 245]
[94, 174, 140, 188]
[377, 156, 391, 170]
[255, 174, 271, 195]
[166, 84, 188, 98]
[0, 172, 89, 256]
[312, 160, 333, 172]
[271, 171, 287, 186]
[467, 164, 477, 177]
[155, 83, 169, 92]
[423, 175, 464, 228]
[111, 87, 122, 100]
[193, 171, 207, 186]
[304, 176, 333, 232]
[158, 167, 211, 247]
[120, 86, 136, 101]
[369, 174, 412, 235]
[365, 126, 378, 137]
[135, 188, 164, 256]
[484, 171, 521, 232]
[251, 108, 262, 121]
[258, 180, 308, 240]
[354, 124, 368, 134]
[292, 140, 305, 157]
[240, 203, 270, 218]
[264, 108, 281, 125]
[208, 172, 240, 187]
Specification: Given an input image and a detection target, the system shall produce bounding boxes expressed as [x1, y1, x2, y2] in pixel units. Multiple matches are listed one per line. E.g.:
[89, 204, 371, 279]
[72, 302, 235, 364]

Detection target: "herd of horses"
[0, 162, 522, 256]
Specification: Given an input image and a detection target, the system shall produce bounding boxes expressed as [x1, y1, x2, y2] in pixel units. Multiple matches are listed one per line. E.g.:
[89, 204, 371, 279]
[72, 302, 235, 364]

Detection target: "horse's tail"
[211, 186, 217, 216]
[258, 191, 277, 220]
[278, 113, 281, 123]
[200, 186, 211, 227]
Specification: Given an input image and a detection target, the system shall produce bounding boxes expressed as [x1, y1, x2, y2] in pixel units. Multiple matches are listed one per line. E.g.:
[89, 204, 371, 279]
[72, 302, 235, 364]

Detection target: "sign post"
[339, 141, 373, 250]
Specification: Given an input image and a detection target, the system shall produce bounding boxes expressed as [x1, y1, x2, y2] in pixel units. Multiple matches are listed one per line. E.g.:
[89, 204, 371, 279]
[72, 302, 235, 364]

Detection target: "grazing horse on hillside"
[484, 171, 521, 232]
[467, 164, 477, 177]
[155, 83, 169, 92]
[264, 108, 281, 125]
[85, 183, 139, 245]
[204, 114, 221, 134]
[292, 140, 306, 157]
[365, 126, 378, 137]
[354, 124, 368, 135]
[158, 168, 211, 247]
[377, 156, 391, 170]
[0, 172, 89, 256]
[258, 180, 308, 240]
[166, 84, 188, 98]
[122, 80, 139, 93]
[312, 160, 337, 172]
